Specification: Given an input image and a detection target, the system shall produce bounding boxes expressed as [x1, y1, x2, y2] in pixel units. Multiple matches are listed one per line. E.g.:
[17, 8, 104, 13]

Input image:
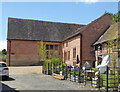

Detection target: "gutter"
[80, 33, 82, 68]
[9, 40, 11, 66]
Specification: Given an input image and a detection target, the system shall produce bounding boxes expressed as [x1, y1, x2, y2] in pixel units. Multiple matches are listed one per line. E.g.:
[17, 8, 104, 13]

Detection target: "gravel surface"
[0, 67, 99, 91]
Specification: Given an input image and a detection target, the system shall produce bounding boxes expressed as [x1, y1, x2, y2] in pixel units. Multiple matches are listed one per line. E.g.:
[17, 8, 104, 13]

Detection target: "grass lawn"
[101, 74, 120, 88]
[85, 74, 120, 88]
[59, 69, 120, 88]
[32, 72, 43, 75]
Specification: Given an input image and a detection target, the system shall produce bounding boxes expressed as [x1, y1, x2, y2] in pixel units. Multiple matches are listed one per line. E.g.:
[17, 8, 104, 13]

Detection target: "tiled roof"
[7, 18, 85, 42]
[93, 22, 119, 45]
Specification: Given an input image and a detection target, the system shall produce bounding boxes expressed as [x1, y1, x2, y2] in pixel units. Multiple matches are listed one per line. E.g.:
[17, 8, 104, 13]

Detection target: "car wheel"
[2, 76, 9, 80]
[5, 76, 9, 80]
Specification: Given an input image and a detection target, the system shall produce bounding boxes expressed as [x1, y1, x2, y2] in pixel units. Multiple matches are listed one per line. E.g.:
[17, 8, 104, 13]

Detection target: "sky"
[0, 1, 119, 51]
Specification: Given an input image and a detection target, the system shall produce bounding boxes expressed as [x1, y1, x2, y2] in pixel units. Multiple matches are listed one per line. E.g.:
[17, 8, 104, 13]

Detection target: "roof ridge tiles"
[8, 17, 85, 26]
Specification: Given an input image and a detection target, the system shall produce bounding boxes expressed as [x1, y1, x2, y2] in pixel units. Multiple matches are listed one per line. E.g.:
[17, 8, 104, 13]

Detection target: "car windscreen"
[0, 63, 7, 67]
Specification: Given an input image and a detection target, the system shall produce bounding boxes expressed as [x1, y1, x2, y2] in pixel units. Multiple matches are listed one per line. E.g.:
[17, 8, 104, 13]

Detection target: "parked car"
[0, 61, 9, 80]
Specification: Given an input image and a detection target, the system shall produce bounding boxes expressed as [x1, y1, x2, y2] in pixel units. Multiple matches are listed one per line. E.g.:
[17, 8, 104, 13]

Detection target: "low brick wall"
[8, 66, 43, 75]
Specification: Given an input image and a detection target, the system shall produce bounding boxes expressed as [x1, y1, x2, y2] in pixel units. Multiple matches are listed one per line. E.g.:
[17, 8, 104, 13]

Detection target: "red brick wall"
[7, 40, 61, 66]
[62, 35, 81, 66]
[81, 14, 113, 66]
[7, 40, 39, 66]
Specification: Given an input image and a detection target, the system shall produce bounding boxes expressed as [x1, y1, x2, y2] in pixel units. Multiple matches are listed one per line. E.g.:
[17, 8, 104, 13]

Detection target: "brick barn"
[93, 22, 119, 67]
[7, 13, 113, 67]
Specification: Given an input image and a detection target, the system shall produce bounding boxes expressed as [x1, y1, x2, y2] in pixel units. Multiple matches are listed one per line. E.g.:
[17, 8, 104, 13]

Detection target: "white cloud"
[0, 41, 7, 51]
[82, 0, 99, 3]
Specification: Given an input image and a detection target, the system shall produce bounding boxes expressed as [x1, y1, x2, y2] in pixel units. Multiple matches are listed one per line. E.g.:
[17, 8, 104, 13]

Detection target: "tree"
[39, 41, 48, 72]
[1, 49, 7, 62]
[39, 41, 47, 61]
[2, 49, 7, 55]
[106, 11, 120, 22]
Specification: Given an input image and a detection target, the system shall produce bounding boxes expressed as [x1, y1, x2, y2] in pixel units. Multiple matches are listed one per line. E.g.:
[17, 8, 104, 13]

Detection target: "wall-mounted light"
[11, 53, 15, 55]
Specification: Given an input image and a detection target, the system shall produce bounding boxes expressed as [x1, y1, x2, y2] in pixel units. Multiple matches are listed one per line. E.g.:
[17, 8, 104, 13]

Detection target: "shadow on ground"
[0, 77, 15, 81]
[4, 77, 15, 81]
[0, 82, 19, 92]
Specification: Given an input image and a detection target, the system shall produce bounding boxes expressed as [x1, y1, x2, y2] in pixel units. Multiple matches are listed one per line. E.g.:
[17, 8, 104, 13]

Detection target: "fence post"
[56, 62, 57, 73]
[106, 66, 108, 92]
[51, 62, 52, 75]
[74, 68, 76, 82]
[98, 71, 100, 90]
[91, 67, 92, 86]
[70, 66, 71, 81]
[59, 63, 60, 74]
[118, 67, 120, 92]
[62, 62, 63, 75]
[54, 63, 55, 73]
[78, 67, 80, 83]
[55, 62, 57, 73]
[48, 63, 49, 75]
[85, 68, 86, 85]
[65, 65, 67, 80]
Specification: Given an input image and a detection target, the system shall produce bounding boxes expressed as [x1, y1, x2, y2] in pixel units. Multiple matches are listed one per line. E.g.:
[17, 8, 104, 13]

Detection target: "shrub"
[92, 68, 98, 73]
[44, 59, 51, 71]
[60, 63, 66, 71]
[51, 56, 62, 67]
[70, 68, 82, 76]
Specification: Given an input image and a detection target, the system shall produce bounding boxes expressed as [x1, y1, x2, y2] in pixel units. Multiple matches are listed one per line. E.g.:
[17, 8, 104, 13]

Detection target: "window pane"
[46, 56, 49, 59]
[66, 42, 68, 47]
[73, 62, 77, 66]
[64, 52, 67, 61]
[0, 63, 7, 67]
[46, 45, 49, 50]
[55, 45, 58, 50]
[68, 51, 70, 60]
[50, 51, 53, 56]
[50, 45, 53, 50]
[46, 51, 49, 59]
[73, 48, 76, 58]
[100, 45, 102, 50]
[46, 51, 49, 55]
[54, 50, 58, 57]
[95, 45, 98, 50]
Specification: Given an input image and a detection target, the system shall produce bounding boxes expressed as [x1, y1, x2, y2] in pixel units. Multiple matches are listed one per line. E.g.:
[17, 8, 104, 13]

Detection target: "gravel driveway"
[0, 66, 99, 91]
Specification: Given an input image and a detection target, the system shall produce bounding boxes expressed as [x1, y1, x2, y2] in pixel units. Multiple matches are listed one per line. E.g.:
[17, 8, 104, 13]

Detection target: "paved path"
[0, 66, 99, 91]
[8, 66, 43, 75]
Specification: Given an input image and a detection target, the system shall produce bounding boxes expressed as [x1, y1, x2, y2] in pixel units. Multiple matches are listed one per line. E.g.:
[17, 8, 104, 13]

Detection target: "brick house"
[93, 22, 119, 67]
[7, 13, 113, 66]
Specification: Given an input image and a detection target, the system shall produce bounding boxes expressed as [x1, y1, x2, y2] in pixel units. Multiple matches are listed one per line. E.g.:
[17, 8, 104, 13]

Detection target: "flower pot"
[48, 70, 52, 75]
[44, 71, 48, 75]
[70, 75, 75, 82]
[75, 75, 79, 82]
[96, 78, 103, 88]
[79, 75, 84, 83]
[118, 84, 120, 92]
[60, 71, 63, 76]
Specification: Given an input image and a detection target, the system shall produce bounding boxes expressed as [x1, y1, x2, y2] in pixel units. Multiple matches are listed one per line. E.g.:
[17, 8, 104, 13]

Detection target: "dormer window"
[66, 42, 68, 47]
[98, 45, 102, 50]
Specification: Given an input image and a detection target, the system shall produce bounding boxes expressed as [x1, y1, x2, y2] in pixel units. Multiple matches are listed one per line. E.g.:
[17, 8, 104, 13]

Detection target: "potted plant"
[79, 74, 84, 83]
[70, 72, 74, 82]
[75, 68, 84, 83]
[96, 74, 103, 88]
[60, 63, 66, 75]
[44, 59, 52, 75]
[75, 69, 80, 82]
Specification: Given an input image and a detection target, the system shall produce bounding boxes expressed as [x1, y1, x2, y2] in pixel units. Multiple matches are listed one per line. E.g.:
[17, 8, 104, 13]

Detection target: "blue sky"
[0, 2, 118, 51]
